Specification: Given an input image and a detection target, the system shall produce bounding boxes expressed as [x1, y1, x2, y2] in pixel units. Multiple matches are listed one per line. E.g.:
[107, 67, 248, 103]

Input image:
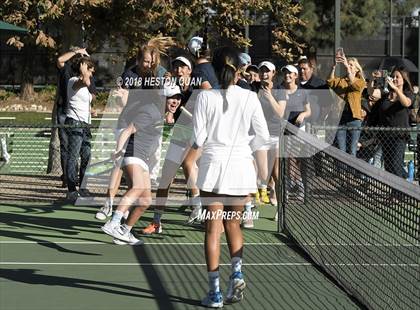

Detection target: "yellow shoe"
[260, 188, 270, 204]
[254, 190, 261, 205]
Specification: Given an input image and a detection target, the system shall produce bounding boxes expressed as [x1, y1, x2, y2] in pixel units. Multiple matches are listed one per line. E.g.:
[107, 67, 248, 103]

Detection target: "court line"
[0, 262, 417, 267]
[0, 241, 417, 247]
[0, 241, 284, 246]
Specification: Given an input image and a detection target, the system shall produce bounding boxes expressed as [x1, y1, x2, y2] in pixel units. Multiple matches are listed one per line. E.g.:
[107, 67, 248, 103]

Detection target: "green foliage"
[37, 85, 56, 102]
[94, 91, 109, 107]
[0, 89, 17, 101]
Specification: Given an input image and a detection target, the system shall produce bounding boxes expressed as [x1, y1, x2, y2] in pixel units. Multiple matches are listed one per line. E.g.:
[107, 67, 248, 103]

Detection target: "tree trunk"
[47, 17, 82, 176]
[46, 102, 62, 175]
[19, 44, 35, 101]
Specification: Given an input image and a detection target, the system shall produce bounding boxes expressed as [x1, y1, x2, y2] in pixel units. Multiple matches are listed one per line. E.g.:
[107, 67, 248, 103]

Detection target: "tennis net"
[279, 123, 419, 310]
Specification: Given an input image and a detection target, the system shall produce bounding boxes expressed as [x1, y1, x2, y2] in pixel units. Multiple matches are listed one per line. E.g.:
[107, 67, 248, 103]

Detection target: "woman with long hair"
[327, 54, 366, 156]
[95, 37, 174, 221]
[193, 46, 269, 307]
[368, 66, 414, 178]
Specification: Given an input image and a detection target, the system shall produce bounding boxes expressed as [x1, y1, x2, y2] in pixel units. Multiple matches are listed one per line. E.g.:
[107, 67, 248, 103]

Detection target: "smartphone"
[336, 47, 344, 57]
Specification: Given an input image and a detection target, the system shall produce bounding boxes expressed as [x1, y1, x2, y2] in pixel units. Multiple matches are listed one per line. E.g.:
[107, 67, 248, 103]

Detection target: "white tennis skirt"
[197, 157, 257, 196]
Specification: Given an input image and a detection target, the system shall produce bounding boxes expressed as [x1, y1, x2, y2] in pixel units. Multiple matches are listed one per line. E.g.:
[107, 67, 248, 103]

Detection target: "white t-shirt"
[193, 85, 269, 195]
[66, 77, 92, 124]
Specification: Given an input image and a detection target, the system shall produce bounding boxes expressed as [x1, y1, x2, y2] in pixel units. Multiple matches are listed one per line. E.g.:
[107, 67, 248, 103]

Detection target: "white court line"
[0, 241, 417, 247]
[0, 262, 417, 267]
[0, 117, 16, 120]
[0, 241, 284, 246]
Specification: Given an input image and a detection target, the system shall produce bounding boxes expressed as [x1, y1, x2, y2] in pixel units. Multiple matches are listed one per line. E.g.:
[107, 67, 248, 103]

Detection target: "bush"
[94, 91, 109, 107]
[0, 89, 17, 101]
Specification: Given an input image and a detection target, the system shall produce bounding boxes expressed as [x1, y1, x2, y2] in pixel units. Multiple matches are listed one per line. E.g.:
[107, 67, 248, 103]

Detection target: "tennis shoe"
[66, 191, 79, 202]
[254, 190, 260, 204]
[141, 222, 162, 235]
[201, 290, 223, 308]
[112, 238, 144, 246]
[95, 200, 112, 220]
[112, 227, 143, 245]
[259, 188, 270, 204]
[187, 205, 202, 224]
[242, 211, 254, 228]
[225, 271, 246, 304]
[101, 220, 119, 236]
[3, 152, 10, 163]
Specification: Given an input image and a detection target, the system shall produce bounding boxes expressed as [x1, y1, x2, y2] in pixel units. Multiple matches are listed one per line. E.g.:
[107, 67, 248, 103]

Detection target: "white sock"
[231, 257, 242, 274]
[108, 197, 113, 208]
[110, 210, 124, 224]
[208, 271, 220, 292]
[191, 195, 202, 208]
[260, 183, 267, 190]
[245, 202, 253, 212]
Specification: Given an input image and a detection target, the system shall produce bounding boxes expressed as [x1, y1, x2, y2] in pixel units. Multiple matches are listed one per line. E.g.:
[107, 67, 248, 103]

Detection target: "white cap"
[172, 56, 192, 70]
[163, 84, 182, 98]
[281, 64, 299, 74]
[258, 61, 276, 72]
[239, 53, 251, 66]
[188, 36, 203, 57]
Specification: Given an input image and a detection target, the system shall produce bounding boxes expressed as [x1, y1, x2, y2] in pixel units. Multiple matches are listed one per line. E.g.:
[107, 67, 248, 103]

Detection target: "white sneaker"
[225, 271, 246, 304]
[95, 200, 112, 220]
[201, 290, 223, 308]
[3, 152, 10, 163]
[112, 227, 144, 245]
[187, 205, 202, 224]
[242, 211, 254, 228]
[101, 220, 119, 236]
[112, 237, 144, 246]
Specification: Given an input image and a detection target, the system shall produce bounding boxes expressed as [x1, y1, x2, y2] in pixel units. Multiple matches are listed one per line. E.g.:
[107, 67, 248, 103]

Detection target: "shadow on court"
[274, 234, 367, 310]
[0, 212, 104, 255]
[0, 269, 200, 307]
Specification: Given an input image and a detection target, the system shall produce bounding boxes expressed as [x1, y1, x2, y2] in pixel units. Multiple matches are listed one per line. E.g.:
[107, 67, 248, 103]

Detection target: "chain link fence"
[309, 125, 420, 183]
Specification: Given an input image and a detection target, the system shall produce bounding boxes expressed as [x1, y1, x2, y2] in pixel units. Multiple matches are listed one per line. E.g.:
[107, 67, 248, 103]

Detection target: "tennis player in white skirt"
[192, 47, 269, 308]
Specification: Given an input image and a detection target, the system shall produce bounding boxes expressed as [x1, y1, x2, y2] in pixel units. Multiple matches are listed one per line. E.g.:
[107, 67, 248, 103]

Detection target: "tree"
[295, 0, 420, 52]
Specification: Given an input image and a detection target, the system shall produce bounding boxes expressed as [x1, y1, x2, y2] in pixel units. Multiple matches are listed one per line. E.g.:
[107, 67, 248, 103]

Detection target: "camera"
[373, 70, 390, 94]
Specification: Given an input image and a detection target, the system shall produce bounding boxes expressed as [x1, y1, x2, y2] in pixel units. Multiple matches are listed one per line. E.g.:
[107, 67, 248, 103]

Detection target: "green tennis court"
[0, 197, 364, 310]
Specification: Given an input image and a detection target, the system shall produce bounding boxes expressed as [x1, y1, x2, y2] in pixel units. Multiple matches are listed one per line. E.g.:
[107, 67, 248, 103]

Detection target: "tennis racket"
[180, 106, 192, 119]
[85, 158, 117, 177]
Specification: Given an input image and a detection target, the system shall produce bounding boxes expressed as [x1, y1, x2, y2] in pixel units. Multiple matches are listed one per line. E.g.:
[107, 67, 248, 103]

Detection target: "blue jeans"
[336, 119, 362, 156]
[65, 118, 91, 192]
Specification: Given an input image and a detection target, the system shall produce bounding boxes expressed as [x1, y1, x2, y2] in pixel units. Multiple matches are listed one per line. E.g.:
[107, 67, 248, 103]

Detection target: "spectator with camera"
[367, 66, 414, 178]
[56, 47, 96, 188]
[327, 49, 366, 156]
[65, 56, 96, 201]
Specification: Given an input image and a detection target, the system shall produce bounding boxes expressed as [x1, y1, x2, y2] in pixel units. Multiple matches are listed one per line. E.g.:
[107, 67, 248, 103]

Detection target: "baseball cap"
[258, 61, 276, 72]
[239, 53, 251, 66]
[187, 36, 203, 57]
[281, 64, 299, 74]
[172, 56, 192, 70]
[163, 84, 182, 98]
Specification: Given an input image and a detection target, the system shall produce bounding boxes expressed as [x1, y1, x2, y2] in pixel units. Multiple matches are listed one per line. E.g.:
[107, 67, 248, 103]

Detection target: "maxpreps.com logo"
[196, 209, 260, 221]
